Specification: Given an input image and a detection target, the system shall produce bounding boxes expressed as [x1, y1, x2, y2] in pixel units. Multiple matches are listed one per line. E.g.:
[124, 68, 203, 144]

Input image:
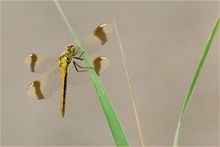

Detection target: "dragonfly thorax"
[59, 45, 77, 69]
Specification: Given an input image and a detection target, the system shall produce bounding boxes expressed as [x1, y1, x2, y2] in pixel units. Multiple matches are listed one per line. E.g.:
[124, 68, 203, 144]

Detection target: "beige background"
[1, 1, 219, 146]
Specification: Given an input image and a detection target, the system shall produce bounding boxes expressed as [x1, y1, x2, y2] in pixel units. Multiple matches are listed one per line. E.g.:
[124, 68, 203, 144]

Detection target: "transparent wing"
[81, 23, 113, 55]
[25, 53, 58, 74]
[27, 68, 62, 99]
[67, 56, 110, 84]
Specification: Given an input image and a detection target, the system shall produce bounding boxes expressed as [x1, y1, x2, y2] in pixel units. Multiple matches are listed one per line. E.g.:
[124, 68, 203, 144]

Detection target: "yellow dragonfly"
[25, 23, 113, 117]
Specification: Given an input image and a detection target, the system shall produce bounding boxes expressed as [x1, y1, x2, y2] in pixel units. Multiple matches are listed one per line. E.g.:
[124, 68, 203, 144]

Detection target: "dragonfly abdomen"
[60, 67, 68, 118]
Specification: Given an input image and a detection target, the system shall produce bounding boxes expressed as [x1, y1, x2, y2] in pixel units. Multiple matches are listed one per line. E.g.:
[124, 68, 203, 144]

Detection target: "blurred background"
[1, 1, 219, 146]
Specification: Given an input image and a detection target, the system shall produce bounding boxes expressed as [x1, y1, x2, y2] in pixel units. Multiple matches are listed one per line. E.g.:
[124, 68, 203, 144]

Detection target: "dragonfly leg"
[73, 61, 93, 72]
[74, 48, 84, 60]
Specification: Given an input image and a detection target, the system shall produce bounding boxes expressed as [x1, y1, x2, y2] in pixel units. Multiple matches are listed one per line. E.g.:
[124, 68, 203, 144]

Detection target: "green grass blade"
[54, 1, 129, 146]
[173, 17, 220, 147]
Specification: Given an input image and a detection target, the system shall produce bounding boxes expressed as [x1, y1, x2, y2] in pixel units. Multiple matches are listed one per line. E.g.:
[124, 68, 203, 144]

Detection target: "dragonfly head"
[65, 44, 77, 54]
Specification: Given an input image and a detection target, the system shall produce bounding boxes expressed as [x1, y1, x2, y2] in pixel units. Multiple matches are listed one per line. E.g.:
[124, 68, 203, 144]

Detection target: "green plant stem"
[173, 17, 220, 147]
[54, 1, 129, 146]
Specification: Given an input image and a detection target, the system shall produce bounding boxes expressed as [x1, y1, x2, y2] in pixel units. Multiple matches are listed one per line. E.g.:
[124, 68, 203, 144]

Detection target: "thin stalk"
[173, 17, 220, 147]
[113, 18, 145, 147]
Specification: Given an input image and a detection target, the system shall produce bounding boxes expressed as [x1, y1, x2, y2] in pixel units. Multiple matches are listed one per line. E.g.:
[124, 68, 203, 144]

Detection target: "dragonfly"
[25, 23, 113, 118]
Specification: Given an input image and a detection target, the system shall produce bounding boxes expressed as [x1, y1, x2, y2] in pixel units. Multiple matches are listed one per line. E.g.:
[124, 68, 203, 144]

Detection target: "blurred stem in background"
[173, 17, 219, 147]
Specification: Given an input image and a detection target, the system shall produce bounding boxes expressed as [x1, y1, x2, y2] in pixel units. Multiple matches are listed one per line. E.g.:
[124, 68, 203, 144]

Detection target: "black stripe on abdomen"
[63, 72, 68, 100]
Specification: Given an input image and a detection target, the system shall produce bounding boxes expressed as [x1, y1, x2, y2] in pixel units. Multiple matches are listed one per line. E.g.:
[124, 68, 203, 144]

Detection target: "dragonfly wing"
[27, 68, 62, 99]
[67, 56, 110, 84]
[81, 23, 113, 55]
[25, 53, 58, 74]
